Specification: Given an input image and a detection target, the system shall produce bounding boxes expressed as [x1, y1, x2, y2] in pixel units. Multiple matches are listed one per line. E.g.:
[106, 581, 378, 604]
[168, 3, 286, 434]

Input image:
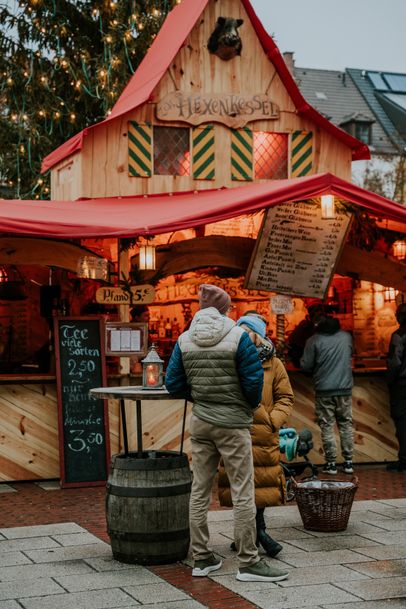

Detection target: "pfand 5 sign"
[95, 284, 155, 305]
[156, 91, 279, 128]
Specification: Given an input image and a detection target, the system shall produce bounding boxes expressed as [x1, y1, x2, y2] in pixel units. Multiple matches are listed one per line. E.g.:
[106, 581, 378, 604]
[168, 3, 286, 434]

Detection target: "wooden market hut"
[1, 0, 406, 483]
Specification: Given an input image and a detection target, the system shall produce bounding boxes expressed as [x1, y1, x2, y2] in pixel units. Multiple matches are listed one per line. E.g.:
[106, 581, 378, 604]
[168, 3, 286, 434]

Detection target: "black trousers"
[389, 384, 406, 465]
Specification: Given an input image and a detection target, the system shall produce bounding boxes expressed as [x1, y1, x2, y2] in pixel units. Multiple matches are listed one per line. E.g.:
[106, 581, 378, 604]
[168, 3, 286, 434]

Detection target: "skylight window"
[315, 91, 327, 100]
[367, 72, 388, 90]
[383, 74, 406, 93]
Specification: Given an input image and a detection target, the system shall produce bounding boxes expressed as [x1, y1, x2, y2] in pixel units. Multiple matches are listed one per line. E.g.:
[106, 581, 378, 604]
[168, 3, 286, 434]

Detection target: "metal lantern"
[139, 244, 156, 270]
[141, 344, 164, 389]
[392, 240, 406, 261]
[320, 194, 335, 219]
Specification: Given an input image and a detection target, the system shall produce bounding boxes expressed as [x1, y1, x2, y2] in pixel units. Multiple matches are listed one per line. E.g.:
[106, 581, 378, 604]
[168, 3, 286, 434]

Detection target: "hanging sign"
[95, 284, 155, 305]
[271, 295, 294, 315]
[156, 91, 279, 128]
[245, 201, 352, 299]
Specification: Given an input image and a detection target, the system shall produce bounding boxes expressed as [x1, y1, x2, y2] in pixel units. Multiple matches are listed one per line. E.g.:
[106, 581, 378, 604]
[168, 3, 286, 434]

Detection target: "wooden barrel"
[106, 450, 192, 565]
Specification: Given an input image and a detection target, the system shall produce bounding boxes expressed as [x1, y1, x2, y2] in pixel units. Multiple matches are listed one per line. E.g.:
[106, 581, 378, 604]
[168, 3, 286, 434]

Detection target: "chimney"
[283, 51, 295, 75]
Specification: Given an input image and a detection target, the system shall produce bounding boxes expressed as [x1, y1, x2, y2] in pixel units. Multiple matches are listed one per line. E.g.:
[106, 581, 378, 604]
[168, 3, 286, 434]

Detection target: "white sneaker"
[343, 461, 354, 474]
[322, 462, 338, 475]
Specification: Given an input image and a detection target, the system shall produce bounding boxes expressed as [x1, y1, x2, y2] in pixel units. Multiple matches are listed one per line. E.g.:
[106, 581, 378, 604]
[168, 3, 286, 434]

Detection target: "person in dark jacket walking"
[386, 303, 406, 473]
[300, 315, 354, 475]
[166, 284, 288, 583]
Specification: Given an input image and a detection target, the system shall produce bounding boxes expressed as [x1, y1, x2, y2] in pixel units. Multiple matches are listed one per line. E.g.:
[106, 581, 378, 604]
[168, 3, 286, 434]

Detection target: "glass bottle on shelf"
[165, 317, 172, 339]
[158, 316, 166, 339]
[172, 317, 180, 340]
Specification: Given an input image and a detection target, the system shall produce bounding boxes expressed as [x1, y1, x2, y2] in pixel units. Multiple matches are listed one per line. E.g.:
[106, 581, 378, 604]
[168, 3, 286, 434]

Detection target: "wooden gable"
[50, 0, 352, 200]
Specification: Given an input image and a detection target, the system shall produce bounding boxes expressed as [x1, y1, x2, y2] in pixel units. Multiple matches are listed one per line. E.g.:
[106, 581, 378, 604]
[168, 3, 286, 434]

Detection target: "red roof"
[41, 0, 369, 173]
[2, 173, 404, 238]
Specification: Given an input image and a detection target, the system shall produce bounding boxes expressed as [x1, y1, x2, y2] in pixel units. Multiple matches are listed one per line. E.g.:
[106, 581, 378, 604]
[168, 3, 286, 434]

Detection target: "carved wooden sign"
[156, 91, 279, 128]
[95, 284, 155, 305]
[245, 201, 352, 299]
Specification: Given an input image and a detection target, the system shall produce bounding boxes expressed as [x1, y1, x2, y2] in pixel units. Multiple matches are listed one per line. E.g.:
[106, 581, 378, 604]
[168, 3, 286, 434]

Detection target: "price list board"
[54, 317, 110, 487]
[245, 201, 352, 298]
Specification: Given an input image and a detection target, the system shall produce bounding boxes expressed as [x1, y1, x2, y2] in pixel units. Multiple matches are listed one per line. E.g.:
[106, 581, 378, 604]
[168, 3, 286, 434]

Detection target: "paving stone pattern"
[0, 498, 404, 609]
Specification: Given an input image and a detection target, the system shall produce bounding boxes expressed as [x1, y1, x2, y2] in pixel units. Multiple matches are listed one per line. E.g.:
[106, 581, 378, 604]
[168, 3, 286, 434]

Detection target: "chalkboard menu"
[54, 317, 109, 487]
[245, 201, 352, 298]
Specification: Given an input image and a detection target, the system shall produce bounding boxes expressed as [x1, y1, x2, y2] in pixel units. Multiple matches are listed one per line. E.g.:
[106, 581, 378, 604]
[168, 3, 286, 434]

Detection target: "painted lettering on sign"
[95, 284, 155, 305]
[245, 202, 353, 299]
[156, 92, 279, 128]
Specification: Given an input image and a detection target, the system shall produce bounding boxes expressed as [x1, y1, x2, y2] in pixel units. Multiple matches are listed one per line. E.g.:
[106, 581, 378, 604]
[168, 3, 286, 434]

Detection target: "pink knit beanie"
[198, 284, 231, 315]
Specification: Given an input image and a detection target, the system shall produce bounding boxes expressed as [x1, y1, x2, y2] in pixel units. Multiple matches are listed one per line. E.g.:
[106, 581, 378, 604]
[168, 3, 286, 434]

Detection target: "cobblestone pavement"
[0, 465, 405, 609]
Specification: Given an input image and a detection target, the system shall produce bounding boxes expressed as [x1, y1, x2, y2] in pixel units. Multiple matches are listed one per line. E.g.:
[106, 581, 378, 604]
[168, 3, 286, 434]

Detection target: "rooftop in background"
[292, 59, 406, 156]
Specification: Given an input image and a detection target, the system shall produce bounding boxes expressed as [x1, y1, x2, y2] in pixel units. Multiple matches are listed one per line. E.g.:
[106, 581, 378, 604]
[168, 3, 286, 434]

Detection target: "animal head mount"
[207, 17, 243, 61]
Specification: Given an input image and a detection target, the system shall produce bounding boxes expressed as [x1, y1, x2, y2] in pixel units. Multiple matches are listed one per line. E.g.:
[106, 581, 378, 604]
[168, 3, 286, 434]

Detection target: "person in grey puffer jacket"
[300, 315, 354, 475]
[166, 284, 288, 584]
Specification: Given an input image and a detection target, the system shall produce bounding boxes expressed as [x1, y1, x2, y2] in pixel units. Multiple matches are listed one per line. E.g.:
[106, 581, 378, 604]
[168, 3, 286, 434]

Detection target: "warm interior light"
[0, 266, 9, 283]
[76, 256, 109, 280]
[384, 287, 398, 302]
[146, 363, 159, 386]
[321, 194, 335, 219]
[392, 240, 406, 261]
[139, 244, 156, 270]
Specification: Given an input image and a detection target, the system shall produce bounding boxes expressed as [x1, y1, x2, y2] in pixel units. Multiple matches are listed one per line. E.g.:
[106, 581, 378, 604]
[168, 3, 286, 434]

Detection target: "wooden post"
[118, 239, 130, 452]
[276, 314, 285, 362]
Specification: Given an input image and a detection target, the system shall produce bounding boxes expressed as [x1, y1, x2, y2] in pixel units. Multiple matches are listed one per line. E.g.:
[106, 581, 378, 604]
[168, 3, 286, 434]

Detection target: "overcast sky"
[250, 0, 406, 74]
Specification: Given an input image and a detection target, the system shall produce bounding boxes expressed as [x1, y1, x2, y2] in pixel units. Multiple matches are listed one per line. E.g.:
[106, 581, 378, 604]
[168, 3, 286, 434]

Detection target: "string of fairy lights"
[0, 0, 179, 199]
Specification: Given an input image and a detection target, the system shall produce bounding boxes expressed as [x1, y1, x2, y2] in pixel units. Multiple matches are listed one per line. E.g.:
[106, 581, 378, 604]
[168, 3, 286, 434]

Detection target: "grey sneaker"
[343, 460, 354, 474]
[192, 553, 222, 577]
[236, 559, 289, 582]
[322, 462, 338, 475]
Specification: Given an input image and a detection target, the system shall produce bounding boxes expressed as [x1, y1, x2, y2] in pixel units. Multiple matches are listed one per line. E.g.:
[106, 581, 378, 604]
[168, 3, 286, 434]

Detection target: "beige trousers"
[189, 414, 259, 568]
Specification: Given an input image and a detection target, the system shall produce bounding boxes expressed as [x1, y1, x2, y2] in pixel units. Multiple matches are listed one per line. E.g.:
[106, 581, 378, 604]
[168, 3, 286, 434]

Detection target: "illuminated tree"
[0, 0, 177, 199]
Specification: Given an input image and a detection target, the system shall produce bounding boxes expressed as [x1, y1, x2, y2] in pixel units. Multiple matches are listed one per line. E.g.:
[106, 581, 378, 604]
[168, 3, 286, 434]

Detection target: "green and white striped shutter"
[291, 131, 313, 177]
[231, 128, 253, 181]
[192, 125, 215, 180]
[128, 121, 152, 177]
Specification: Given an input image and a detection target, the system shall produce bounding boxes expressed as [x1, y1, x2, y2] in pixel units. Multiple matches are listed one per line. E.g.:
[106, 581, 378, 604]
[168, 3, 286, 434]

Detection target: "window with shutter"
[231, 128, 254, 181]
[291, 131, 313, 177]
[128, 121, 152, 177]
[192, 125, 215, 180]
[254, 132, 288, 179]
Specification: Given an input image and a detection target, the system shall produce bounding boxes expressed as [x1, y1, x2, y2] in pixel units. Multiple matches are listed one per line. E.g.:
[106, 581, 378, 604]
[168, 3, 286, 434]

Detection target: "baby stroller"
[279, 428, 318, 501]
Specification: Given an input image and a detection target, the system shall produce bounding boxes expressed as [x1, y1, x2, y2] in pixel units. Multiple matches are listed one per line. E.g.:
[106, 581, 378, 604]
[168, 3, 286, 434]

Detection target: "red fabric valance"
[1, 174, 405, 239]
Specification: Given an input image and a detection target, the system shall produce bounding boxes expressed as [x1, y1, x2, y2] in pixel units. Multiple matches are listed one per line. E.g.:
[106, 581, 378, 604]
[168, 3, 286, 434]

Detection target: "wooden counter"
[0, 369, 398, 482]
[287, 369, 397, 465]
[0, 376, 120, 483]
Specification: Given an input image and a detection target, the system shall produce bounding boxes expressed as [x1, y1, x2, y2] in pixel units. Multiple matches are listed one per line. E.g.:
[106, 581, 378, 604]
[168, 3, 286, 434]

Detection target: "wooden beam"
[337, 244, 406, 290]
[0, 238, 108, 273]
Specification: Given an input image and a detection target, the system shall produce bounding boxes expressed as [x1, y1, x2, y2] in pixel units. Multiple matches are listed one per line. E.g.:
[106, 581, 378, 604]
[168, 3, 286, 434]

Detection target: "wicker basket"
[293, 477, 358, 532]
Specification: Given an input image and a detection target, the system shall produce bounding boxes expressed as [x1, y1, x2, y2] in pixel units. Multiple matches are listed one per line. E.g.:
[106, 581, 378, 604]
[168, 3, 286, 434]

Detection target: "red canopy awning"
[1, 174, 405, 239]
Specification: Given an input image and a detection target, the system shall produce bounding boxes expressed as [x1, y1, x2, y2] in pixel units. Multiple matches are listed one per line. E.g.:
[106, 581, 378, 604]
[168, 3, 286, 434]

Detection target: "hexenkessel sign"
[156, 91, 279, 128]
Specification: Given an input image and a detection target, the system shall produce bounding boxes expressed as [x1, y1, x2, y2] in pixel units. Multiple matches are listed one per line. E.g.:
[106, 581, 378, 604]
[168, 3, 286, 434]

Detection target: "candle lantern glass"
[141, 344, 164, 389]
